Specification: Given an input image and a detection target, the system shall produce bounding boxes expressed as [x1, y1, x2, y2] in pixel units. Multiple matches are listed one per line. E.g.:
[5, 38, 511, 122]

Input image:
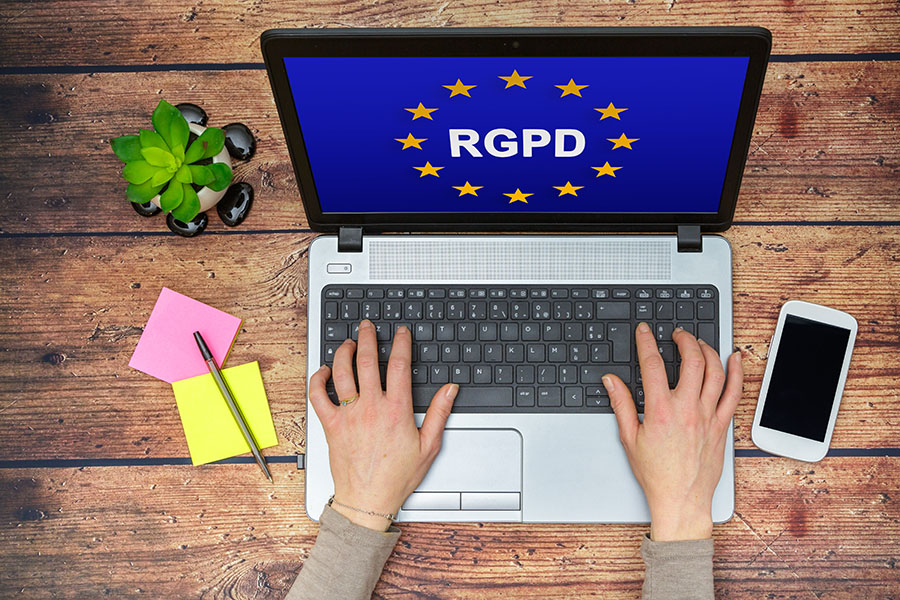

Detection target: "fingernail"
[446, 383, 459, 400]
[733, 346, 740, 353]
[674, 326, 683, 333]
[637, 322, 650, 333]
[396, 324, 408, 334]
[698, 338, 707, 345]
[359, 319, 373, 329]
[602, 375, 614, 392]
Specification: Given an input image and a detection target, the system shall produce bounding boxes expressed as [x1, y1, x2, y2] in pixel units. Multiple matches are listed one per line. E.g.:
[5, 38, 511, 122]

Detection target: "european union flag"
[285, 56, 749, 214]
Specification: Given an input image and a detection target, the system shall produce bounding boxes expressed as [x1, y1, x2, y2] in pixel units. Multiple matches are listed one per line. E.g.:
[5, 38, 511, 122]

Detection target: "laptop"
[262, 27, 771, 523]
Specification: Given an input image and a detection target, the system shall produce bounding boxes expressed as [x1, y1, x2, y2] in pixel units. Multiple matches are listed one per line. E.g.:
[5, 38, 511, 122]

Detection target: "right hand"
[308, 320, 459, 531]
[603, 323, 743, 541]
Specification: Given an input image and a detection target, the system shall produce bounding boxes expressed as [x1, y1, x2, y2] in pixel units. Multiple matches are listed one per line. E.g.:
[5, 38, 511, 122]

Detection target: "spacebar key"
[412, 386, 514, 408]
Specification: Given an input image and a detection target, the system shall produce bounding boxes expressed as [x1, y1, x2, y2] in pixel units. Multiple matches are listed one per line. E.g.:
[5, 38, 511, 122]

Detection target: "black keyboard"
[320, 285, 718, 414]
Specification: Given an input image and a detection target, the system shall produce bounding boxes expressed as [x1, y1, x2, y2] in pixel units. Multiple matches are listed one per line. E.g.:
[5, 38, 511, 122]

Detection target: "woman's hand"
[308, 319, 459, 531]
[604, 323, 743, 541]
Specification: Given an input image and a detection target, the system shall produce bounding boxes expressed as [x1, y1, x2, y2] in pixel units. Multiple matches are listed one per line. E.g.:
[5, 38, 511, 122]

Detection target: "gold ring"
[339, 394, 358, 406]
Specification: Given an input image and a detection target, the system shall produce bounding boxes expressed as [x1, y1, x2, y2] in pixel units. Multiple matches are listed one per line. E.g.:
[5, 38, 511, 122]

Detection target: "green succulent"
[110, 99, 233, 223]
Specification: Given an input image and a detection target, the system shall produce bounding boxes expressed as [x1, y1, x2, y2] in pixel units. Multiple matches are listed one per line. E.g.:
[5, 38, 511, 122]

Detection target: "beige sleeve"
[285, 505, 400, 600]
[641, 534, 714, 600]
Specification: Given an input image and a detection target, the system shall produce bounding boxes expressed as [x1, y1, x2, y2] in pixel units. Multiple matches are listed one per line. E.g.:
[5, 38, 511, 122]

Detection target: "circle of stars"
[395, 71, 638, 205]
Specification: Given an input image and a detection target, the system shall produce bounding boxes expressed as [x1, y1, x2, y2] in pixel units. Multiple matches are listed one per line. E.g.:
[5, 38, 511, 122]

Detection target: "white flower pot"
[150, 122, 231, 213]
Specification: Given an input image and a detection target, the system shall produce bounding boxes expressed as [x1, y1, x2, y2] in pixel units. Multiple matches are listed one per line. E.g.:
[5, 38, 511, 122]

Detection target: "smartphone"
[751, 300, 858, 462]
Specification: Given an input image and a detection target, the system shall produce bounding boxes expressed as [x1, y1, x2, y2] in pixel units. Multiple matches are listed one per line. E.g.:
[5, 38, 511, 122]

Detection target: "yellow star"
[607, 133, 639, 150]
[552, 181, 584, 197]
[592, 162, 622, 178]
[498, 69, 533, 89]
[394, 133, 427, 150]
[442, 79, 477, 98]
[452, 181, 483, 196]
[405, 102, 439, 120]
[554, 78, 589, 98]
[413, 161, 444, 178]
[595, 102, 628, 120]
[504, 188, 533, 204]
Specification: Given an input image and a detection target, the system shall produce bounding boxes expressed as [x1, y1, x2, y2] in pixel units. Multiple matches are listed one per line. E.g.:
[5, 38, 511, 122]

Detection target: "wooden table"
[1, 2, 898, 598]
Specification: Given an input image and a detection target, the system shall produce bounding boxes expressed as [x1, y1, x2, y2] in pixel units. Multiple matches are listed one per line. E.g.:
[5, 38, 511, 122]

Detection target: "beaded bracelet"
[327, 495, 396, 521]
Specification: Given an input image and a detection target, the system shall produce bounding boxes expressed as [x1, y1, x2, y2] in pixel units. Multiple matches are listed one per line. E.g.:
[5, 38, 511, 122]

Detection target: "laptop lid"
[262, 27, 770, 233]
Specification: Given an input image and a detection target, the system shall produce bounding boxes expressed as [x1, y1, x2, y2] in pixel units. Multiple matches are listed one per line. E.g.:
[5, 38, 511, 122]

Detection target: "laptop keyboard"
[320, 285, 718, 414]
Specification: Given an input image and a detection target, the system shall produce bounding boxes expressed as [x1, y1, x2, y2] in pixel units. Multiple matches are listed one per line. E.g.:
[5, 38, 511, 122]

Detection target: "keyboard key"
[581, 365, 631, 384]
[411, 365, 427, 384]
[592, 288, 610, 299]
[387, 288, 405, 299]
[510, 288, 527, 299]
[470, 289, 487, 299]
[324, 301, 339, 320]
[676, 288, 694, 299]
[658, 342, 675, 362]
[543, 322, 562, 341]
[676, 301, 694, 320]
[585, 323, 604, 341]
[635, 288, 652, 299]
[405, 301, 424, 320]
[457, 323, 476, 341]
[341, 302, 359, 320]
[375, 322, 391, 341]
[447, 301, 465, 319]
[442, 344, 459, 362]
[697, 288, 716, 300]
[419, 344, 439, 362]
[572, 288, 589, 299]
[597, 302, 630, 319]
[698, 323, 717, 350]
[522, 323, 540, 341]
[452, 365, 470, 384]
[428, 289, 446, 299]
[490, 301, 509, 319]
[516, 365, 535, 384]
[436, 323, 454, 341]
[489, 288, 507, 298]
[484, 344, 503, 362]
[697, 301, 716, 320]
[532, 301, 551, 320]
[473, 365, 492, 384]
[612, 288, 631, 299]
[506, 344, 525, 363]
[570, 344, 588, 363]
[469, 301, 487, 320]
[516, 387, 535, 406]
[383, 301, 401, 320]
[500, 323, 519, 341]
[575, 302, 593, 319]
[325, 323, 347, 341]
[414, 323, 433, 341]
[426, 301, 444, 320]
[656, 302, 674, 320]
[607, 323, 631, 363]
[479, 322, 498, 341]
[656, 322, 674, 341]
[413, 386, 513, 408]
[495, 365, 513, 384]
[591, 344, 610, 362]
[559, 365, 578, 383]
[346, 288, 364, 299]
[564, 323, 583, 341]
[527, 344, 546, 362]
[551, 288, 569, 298]
[325, 288, 343, 299]
[448, 288, 466, 298]
[547, 344, 567, 362]
[636, 302, 652, 319]
[656, 289, 674, 299]
[530, 288, 549, 299]
[538, 387, 562, 407]
[538, 365, 556, 384]
[429, 365, 449, 384]
[554, 301, 573, 320]
[462, 344, 481, 362]
[511, 301, 529, 319]
[564, 387, 584, 407]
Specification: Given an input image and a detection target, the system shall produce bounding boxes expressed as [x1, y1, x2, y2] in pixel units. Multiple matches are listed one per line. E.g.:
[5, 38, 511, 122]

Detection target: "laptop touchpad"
[404, 429, 522, 511]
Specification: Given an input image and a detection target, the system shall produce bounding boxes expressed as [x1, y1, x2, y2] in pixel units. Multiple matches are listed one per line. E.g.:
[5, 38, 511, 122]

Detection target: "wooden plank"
[1, 60, 899, 234]
[0, 457, 896, 598]
[0, 226, 897, 461]
[1, 0, 899, 66]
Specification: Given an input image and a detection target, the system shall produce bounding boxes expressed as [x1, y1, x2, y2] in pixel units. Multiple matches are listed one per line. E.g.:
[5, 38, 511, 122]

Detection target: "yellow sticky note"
[172, 361, 278, 465]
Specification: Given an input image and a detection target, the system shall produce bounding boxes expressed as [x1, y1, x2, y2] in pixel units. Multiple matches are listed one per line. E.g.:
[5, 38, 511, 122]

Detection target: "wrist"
[649, 505, 713, 542]
[330, 501, 393, 532]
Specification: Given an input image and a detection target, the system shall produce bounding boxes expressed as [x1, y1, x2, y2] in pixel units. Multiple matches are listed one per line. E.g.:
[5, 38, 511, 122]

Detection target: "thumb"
[604, 374, 638, 449]
[419, 383, 459, 457]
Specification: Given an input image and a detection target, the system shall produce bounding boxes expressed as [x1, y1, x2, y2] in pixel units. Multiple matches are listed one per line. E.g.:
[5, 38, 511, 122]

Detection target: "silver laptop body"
[261, 26, 771, 523]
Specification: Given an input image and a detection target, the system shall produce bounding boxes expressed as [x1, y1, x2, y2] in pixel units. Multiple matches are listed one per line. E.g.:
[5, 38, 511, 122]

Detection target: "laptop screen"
[283, 56, 750, 214]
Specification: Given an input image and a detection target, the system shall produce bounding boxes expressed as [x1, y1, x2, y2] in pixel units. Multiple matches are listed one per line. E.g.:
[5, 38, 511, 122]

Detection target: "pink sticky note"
[129, 287, 242, 383]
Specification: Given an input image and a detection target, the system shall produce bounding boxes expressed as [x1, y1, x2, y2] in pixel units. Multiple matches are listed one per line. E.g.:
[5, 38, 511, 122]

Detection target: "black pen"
[193, 331, 272, 482]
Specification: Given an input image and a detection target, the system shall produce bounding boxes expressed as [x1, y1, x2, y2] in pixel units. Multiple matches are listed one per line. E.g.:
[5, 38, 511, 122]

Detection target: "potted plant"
[111, 99, 255, 236]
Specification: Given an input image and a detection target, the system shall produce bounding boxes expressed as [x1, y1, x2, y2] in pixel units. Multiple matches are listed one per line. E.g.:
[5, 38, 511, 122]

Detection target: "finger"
[355, 319, 381, 394]
[386, 325, 412, 399]
[308, 365, 338, 426]
[697, 337, 727, 413]
[672, 327, 706, 399]
[332, 338, 359, 401]
[604, 374, 638, 449]
[715, 350, 744, 433]
[634, 322, 669, 400]
[419, 383, 458, 458]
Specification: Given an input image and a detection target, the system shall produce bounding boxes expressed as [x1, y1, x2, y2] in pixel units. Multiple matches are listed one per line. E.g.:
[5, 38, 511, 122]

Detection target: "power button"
[326, 263, 352, 274]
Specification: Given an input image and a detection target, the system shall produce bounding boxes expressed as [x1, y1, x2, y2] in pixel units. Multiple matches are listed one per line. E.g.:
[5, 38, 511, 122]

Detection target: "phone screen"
[759, 315, 851, 442]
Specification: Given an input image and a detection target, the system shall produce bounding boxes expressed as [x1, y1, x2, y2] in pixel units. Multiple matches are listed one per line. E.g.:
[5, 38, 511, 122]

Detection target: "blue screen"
[284, 56, 749, 213]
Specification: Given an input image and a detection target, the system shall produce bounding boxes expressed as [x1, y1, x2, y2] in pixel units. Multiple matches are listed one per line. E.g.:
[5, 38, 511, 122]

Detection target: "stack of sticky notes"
[129, 287, 278, 465]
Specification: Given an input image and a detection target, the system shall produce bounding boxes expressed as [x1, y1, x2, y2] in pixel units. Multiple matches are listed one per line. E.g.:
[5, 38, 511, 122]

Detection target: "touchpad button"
[416, 429, 522, 493]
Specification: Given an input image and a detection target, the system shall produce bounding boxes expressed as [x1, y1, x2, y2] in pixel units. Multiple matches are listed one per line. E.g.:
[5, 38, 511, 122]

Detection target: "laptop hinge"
[677, 225, 702, 253]
[337, 226, 363, 253]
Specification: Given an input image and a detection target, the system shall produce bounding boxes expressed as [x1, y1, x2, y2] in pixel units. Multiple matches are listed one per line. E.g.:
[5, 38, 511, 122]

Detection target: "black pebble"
[132, 200, 161, 217]
[223, 123, 256, 160]
[217, 182, 254, 226]
[175, 103, 208, 126]
[166, 211, 208, 237]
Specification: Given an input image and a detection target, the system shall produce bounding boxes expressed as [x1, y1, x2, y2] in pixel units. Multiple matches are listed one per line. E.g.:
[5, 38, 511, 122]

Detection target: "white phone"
[751, 300, 858, 462]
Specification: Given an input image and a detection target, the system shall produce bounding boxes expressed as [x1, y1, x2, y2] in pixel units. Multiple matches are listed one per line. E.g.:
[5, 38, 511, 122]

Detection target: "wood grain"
[0, 458, 896, 599]
[1, 61, 899, 235]
[0, 226, 897, 461]
[1, 0, 899, 67]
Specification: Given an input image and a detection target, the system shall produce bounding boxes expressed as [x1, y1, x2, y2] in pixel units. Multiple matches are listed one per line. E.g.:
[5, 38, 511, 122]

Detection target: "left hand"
[308, 319, 459, 531]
